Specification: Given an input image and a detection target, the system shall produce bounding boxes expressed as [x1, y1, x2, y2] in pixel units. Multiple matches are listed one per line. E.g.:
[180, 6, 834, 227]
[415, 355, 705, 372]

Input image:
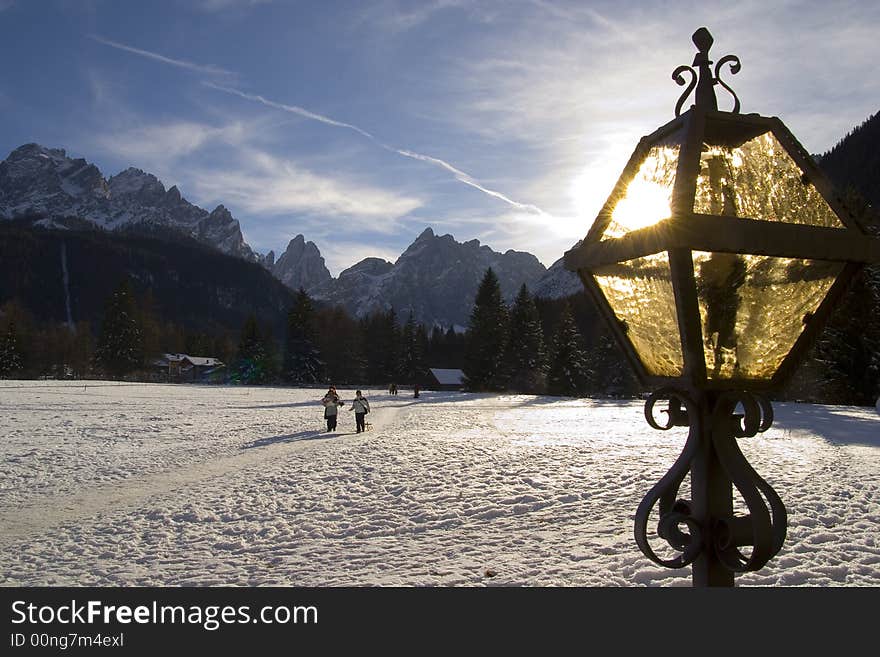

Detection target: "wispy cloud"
[195, 0, 272, 11]
[94, 121, 250, 167]
[89, 35, 235, 78]
[88, 33, 549, 218]
[360, 0, 470, 34]
[91, 111, 421, 222]
[208, 83, 548, 215]
[0, 1, 15, 11]
[189, 149, 422, 220]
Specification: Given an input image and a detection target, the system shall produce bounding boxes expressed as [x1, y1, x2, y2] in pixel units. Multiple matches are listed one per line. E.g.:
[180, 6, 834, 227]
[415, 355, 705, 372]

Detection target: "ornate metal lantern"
[564, 27, 880, 586]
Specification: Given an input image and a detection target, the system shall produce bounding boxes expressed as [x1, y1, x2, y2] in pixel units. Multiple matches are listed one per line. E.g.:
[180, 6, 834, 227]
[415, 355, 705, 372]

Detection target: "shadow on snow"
[773, 402, 880, 448]
[242, 430, 337, 448]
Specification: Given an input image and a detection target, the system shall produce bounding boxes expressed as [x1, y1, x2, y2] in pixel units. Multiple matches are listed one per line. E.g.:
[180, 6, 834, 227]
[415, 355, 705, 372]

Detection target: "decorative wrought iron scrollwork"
[710, 393, 786, 572]
[635, 389, 703, 568]
[673, 27, 742, 116]
[634, 388, 787, 575]
[714, 54, 742, 114]
[672, 66, 698, 119]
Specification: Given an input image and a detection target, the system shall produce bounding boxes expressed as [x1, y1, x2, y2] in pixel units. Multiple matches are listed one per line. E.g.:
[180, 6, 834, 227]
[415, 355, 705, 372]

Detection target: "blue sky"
[1, 0, 877, 275]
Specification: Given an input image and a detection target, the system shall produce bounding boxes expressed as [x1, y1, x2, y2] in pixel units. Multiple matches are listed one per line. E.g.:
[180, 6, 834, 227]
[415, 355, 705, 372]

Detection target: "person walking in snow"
[322, 386, 344, 432]
[350, 390, 371, 433]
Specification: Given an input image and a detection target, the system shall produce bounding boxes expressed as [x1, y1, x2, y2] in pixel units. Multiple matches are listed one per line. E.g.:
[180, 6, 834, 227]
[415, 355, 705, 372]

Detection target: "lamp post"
[564, 27, 880, 586]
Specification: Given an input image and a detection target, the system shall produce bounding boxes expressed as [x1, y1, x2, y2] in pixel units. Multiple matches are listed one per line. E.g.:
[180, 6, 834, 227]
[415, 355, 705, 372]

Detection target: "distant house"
[427, 367, 465, 391]
[155, 353, 226, 383]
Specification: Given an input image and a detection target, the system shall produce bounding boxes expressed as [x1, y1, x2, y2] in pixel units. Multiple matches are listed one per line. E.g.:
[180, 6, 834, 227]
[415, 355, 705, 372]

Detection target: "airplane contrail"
[205, 83, 375, 139]
[392, 148, 546, 214]
[209, 83, 547, 215]
[90, 35, 235, 78]
[92, 35, 547, 215]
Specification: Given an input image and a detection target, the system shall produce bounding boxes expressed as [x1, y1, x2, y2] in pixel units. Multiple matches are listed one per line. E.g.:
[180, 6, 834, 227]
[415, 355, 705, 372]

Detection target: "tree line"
[0, 268, 630, 396]
[1, 263, 877, 404]
[0, 279, 466, 388]
[461, 267, 637, 396]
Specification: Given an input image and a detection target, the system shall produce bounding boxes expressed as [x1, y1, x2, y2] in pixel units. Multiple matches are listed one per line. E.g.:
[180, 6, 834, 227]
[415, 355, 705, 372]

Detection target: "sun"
[605, 146, 679, 239]
[608, 176, 673, 236]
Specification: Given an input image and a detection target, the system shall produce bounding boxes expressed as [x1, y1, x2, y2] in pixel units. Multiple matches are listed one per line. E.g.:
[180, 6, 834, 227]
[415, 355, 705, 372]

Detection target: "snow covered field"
[1, 381, 878, 587]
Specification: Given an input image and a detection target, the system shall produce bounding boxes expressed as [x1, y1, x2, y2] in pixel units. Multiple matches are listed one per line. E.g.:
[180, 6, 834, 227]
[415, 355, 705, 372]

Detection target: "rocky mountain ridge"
[0, 143, 259, 262]
[311, 227, 551, 328]
[0, 143, 581, 329]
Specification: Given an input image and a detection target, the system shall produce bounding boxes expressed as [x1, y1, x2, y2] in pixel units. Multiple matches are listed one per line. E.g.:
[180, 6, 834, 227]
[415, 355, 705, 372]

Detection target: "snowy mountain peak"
[0, 143, 109, 210]
[339, 257, 394, 278]
[7, 143, 69, 166]
[314, 227, 547, 327]
[530, 241, 586, 300]
[0, 143, 258, 262]
[208, 205, 234, 222]
[108, 167, 165, 197]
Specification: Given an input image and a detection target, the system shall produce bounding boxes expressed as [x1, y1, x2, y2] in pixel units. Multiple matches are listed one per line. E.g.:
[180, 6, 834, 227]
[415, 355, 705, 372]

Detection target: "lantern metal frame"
[564, 106, 879, 392]
[563, 27, 880, 586]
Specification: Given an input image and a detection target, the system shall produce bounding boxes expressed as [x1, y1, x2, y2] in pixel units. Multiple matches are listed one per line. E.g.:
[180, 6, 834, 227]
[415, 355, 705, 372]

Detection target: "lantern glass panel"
[593, 253, 683, 376]
[694, 130, 844, 228]
[693, 251, 843, 380]
[601, 136, 683, 240]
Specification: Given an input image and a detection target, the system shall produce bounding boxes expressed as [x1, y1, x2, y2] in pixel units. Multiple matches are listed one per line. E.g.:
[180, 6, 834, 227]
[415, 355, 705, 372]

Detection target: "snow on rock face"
[107, 167, 165, 199]
[531, 255, 585, 300]
[0, 144, 110, 219]
[531, 240, 586, 300]
[313, 228, 547, 327]
[0, 144, 258, 262]
[0, 381, 877, 586]
[196, 205, 259, 262]
[310, 256, 394, 310]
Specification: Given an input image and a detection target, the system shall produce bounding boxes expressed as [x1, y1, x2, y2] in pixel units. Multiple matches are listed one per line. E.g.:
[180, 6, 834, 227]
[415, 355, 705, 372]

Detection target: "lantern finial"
[672, 27, 741, 117]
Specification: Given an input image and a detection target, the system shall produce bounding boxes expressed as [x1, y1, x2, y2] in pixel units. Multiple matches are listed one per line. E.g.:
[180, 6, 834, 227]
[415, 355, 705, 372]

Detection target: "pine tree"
[463, 267, 509, 391]
[95, 279, 143, 379]
[314, 306, 361, 385]
[416, 323, 430, 379]
[547, 302, 589, 396]
[813, 264, 880, 404]
[362, 309, 400, 384]
[381, 309, 401, 383]
[803, 190, 880, 404]
[69, 320, 93, 379]
[501, 284, 546, 393]
[444, 326, 465, 369]
[426, 325, 464, 369]
[233, 314, 272, 384]
[283, 288, 324, 384]
[139, 288, 162, 366]
[584, 330, 629, 396]
[398, 311, 428, 385]
[0, 316, 23, 379]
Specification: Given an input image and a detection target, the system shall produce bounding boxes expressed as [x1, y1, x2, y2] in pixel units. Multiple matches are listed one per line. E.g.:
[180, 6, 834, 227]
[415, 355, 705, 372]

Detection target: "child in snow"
[322, 386, 344, 432]
[350, 390, 371, 433]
